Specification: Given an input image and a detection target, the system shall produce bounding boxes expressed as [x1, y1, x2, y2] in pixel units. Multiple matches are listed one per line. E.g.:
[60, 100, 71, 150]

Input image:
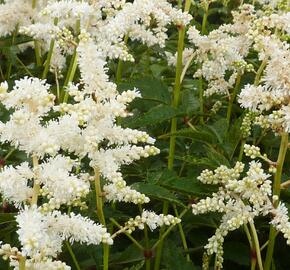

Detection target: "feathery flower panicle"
[16, 207, 112, 258]
[0, 0, 34, 37]
[0, 163, 33, 205]
[0, 1, 188, 268]
[186, 4, 255, 97]
[16, 0, 192, 74]
[116, 210, 181, 235]
[239, 37, 290, 133]
[192, 159, 287, 268]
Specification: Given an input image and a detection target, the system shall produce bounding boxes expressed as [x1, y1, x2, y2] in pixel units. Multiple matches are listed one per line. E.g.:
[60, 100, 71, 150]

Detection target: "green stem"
[226, 73, 241, 125]
[34, 41, 42, 67]
[110, 218, 144, 251]
[144, 224, 151, 270]
[238, 139, 246, 161]
[154, 2, 191, 268]
[32, 0, 36, 9]
[201, 3, 209, 35]
[139, 205, 151, 270]
[198, 3, 209, 125]
[62, 19, 80, 103]
[214, 254, 219, 270]
[4, 148, 15, 161]
[152, 207, 189, 251]
[42, 18, 58, 79]
[244, 224, 253, 248]
[95, 169, 105, 224]
[42, 40, 55, 79]
[19, 256, 26, 270]
[167, 0, 191, 169]
[254, 58, 267, 86]
[116, 35, 128, 84]
[16, 56, 33, 76]
[249, 222, 263, 270]
[94, 168, 109, 270]
[264, 133, 288, 270]
[251, 260, 257, 270]
[62, 50, 78, 102]
[31, 156, 40, 205]
[6, 26, 18, 80]
[65, 241, 81, 270]
[55, 69, 60, 102]
[173, 205, 191, 262]
[153, 201, 169, 270]
[0, 65, 4, 81]
[199, 76, 204, 124]
[31, 0, 42, 67]
[244, 224, 257, 270]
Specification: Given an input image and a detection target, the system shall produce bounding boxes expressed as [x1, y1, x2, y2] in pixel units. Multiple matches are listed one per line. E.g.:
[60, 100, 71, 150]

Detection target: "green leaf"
[181, 88, 200, 115]
[159, 127, 217, 144]
[162, 239, 195, 270]
[0, 213, 15, 224]
[131, 182, 184, 206]
[119, 77, 171, 104]
[224, 242, 250, 266]
[1, 46, 20, 64]
[110, 243, 143, 265]
[207, 118, 228, 144]
[204, 145, 231, 167]
[155, 169, 218, 196]
[122, 261, 145, 270]
[126, 105, 182, 128]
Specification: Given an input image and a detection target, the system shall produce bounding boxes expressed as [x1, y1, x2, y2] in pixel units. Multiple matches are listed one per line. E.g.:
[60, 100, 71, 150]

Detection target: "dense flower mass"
[192, 159, 290, 268]
[0, 0, 190, 268]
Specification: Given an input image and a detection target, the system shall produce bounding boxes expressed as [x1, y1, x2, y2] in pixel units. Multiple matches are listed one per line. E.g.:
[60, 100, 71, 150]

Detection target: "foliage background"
[0, 0, 289, 269]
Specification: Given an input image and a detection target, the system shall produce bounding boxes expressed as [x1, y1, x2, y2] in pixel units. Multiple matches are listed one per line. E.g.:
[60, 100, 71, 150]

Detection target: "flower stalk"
[94, 168, 109, 270]
[226, 72, 241, 125]
[62, 19, 80, 103]
[264, 133, 288, 270]
[198, 1, 209, 125]
[154, 1, 191, 269]
[42, 18, 58, 79]
[249, 221, 263, 270]
[65, 241, 81, 270]
[116, 35, 129, 84]
[19, 256, 26, 270]
[32, 0, 42, 67]
[31, 155, 40, 205]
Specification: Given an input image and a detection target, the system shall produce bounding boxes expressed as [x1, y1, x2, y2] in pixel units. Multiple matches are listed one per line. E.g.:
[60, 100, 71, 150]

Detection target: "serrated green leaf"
[154, 169, 217, 196]
[1, 46, 20, 64]
[122, 261, 145, 270]
[119, 77, 171, 104]
[162, 239, 195, 270]
[159, 127, 217, 144]
[126, 105, 182, 128]
[224, 242, 250, 266]
[131, 182, 184, 206]
[110, 242, 143, 265]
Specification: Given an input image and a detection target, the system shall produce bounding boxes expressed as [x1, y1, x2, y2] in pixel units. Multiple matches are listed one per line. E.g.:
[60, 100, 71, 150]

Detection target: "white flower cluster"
[0, 244, 71, 270]
[271, 203, 290, 245]
[192, 161, 280, 268]
[244, 144, 261, 159]
[17, 207, 112, 258]
[238, 6, 290, 133]
[16, 0, 192, 73]
[0, 0, 35, 37]
[186, 4, 255, 96]
[0, 1, 188, 268]
[116, 210, 181, 235]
